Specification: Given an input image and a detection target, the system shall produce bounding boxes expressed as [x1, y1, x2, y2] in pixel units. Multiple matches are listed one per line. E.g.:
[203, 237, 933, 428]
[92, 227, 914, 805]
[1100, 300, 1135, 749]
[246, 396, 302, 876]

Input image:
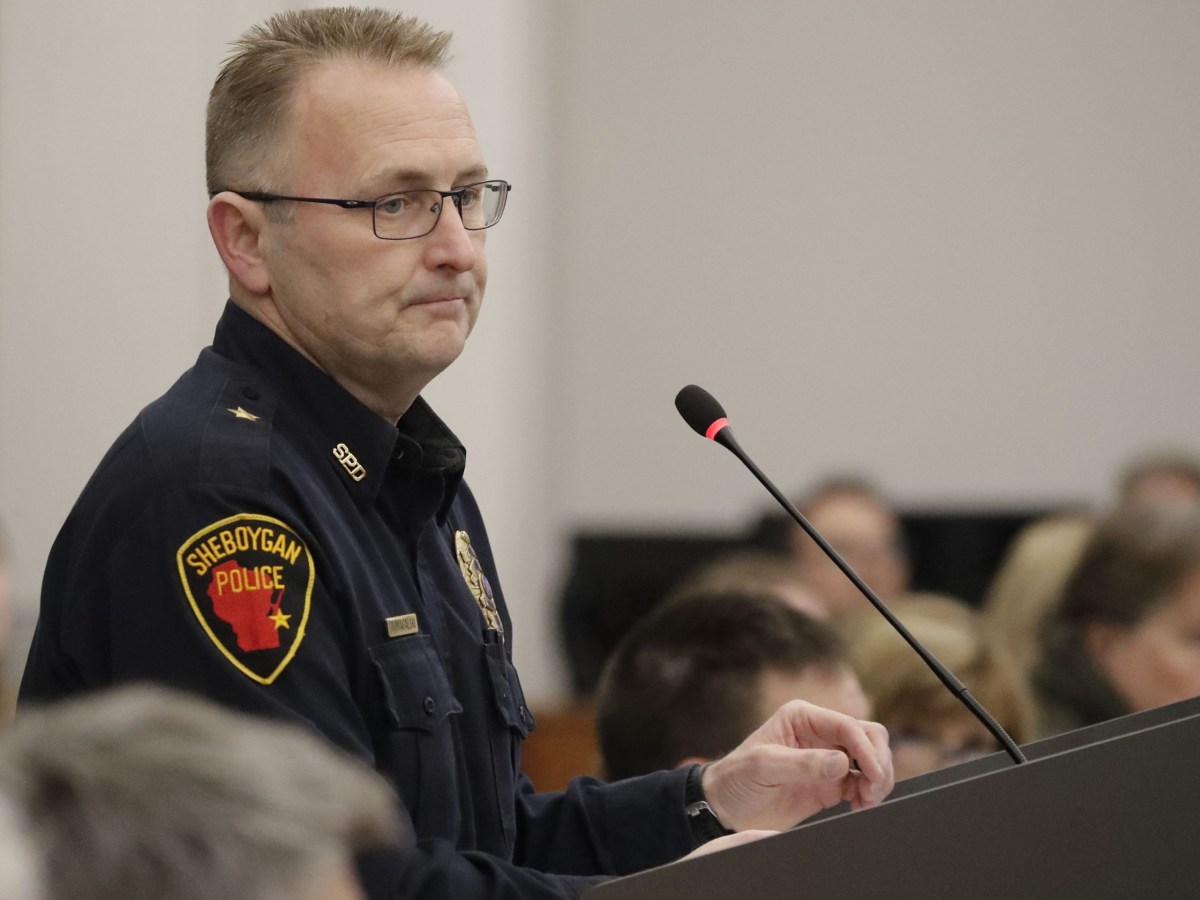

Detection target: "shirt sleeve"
[514, 770, 697, 875]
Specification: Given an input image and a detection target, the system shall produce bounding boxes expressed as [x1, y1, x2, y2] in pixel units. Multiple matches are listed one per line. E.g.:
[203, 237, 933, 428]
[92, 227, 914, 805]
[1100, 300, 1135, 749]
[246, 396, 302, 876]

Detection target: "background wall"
[547, 0, 1200, 526]
[2, 1, 1198, 704]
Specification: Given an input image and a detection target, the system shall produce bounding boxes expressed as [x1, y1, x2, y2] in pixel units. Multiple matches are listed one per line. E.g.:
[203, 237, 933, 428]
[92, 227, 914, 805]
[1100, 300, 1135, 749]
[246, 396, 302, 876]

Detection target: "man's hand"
[701, 701, 894, 831]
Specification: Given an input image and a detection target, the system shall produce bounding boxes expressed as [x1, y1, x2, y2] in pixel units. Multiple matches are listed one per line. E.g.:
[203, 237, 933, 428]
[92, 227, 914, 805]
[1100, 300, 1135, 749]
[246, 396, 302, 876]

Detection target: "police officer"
[20, 8, 893, 899]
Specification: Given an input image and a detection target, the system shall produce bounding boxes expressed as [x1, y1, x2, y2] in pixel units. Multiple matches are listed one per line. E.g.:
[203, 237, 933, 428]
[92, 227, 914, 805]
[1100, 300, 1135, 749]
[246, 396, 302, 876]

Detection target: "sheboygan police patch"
[176, 513, 314, 684]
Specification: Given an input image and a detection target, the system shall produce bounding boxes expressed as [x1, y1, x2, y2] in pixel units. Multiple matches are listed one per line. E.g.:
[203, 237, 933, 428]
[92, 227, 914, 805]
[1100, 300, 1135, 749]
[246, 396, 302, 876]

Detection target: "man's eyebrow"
[364, 164, 491, 193]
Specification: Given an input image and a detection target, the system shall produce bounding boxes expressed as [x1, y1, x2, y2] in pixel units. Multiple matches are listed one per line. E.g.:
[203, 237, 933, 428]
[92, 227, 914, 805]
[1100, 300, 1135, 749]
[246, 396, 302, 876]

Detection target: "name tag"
[385, 614, 419, 639]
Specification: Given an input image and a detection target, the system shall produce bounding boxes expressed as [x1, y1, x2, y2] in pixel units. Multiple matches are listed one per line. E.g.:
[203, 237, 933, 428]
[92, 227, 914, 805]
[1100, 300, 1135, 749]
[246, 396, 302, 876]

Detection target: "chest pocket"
[369, 634, 463, 840]
[483, 635, 534, 737]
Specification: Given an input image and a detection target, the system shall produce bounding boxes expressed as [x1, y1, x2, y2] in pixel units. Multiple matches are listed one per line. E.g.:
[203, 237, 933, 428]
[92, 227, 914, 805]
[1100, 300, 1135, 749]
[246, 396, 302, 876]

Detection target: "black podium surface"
[586, 696, 1200, 899]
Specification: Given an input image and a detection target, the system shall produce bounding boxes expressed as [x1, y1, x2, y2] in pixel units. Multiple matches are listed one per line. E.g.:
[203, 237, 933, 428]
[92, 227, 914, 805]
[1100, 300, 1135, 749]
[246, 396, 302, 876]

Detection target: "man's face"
[1124, 471, 1200, 511]
[792, 493, 910, 614]
[256, 60, 489, 418]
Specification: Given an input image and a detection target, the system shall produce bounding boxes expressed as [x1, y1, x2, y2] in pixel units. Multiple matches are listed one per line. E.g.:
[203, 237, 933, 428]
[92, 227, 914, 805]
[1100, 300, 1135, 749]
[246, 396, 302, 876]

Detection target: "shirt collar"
[211, 300, 465, 514]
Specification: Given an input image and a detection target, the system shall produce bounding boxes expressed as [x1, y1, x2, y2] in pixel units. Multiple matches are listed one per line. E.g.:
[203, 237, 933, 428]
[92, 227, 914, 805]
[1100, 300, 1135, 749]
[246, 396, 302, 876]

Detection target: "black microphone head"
[675, 384, 728, 437]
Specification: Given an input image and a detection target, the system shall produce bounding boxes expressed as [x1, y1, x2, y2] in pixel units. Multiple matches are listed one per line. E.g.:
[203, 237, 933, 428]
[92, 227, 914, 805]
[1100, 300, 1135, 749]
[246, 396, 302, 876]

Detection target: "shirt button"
[423, 696, 436, 716]
[242, 385, 260, 401]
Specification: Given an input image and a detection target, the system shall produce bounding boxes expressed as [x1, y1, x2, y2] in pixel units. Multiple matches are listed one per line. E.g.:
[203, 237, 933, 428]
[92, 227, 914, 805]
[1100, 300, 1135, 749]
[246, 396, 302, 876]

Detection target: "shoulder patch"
[176, 513, 314, 685]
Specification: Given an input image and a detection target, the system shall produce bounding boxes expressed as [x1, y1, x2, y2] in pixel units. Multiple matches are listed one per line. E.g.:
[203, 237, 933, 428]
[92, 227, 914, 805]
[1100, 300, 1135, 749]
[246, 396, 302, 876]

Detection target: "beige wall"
[547, 0, 1200, 530]
[3, 1, 1199, 702]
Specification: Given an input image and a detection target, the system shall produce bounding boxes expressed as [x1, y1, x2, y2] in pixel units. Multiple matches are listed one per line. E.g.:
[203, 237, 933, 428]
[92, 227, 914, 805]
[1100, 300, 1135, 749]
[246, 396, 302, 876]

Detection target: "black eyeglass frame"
[210, 179, 511, 240]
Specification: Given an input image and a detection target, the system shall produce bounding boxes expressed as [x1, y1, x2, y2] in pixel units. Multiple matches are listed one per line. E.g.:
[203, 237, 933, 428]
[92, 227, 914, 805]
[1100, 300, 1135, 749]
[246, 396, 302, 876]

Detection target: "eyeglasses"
[214, 179, 511, 240]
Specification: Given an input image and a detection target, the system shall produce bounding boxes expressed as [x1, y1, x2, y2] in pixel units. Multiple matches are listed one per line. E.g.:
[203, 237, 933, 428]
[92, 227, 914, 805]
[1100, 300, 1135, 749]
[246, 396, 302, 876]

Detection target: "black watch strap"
[684, 763, 734, 844]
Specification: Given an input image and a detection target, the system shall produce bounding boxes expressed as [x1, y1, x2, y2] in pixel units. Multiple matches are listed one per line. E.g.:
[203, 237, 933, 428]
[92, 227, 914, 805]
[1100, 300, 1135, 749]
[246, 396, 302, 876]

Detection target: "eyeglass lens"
[374, 181, 507, 239]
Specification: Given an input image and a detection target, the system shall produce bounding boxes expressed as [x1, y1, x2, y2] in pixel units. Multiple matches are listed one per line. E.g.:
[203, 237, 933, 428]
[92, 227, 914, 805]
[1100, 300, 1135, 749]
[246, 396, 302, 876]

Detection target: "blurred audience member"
[846, 593, 1034, 780]
[0, 686, 408, 900]
[787, 476, 910, 616]
[982, 513, 1095, 679]
[668, 550, 828, 619]
[0, 526, 13, 728]
[596, 590, 870, 781]
[1034, 506, 1200, 738]
[0, 794, 42, 900]
[1117, 448, 1200, 511]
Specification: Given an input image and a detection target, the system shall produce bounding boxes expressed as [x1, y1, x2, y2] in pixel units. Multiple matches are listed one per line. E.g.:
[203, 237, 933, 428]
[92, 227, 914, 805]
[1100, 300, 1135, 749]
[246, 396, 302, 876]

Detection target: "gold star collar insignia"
[227, 406, 260, 421]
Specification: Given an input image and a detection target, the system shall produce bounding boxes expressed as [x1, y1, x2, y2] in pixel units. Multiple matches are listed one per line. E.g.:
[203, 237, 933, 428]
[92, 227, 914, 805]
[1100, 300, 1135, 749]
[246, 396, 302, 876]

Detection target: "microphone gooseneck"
[673, 384, 1027, 767]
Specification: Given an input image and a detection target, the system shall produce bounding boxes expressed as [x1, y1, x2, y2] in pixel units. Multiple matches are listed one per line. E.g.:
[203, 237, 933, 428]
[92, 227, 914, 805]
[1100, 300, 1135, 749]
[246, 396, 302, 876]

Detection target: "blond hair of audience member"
[669, 550, 828, 619]
[982, 513, 1094, 678]
[596, 590, 870, 781]
[787, 476, 910, 616]
[1034, 506, 1200, 738]
[1117, 449, 1200, 511]
[0, 686, 407, 900]
[0, 795, 42, 900]
[846, 593, 1034, 780]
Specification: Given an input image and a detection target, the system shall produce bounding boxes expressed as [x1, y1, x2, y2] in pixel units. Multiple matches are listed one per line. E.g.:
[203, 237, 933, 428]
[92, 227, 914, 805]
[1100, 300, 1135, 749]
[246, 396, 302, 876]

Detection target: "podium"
[586, 696, 1200, 899]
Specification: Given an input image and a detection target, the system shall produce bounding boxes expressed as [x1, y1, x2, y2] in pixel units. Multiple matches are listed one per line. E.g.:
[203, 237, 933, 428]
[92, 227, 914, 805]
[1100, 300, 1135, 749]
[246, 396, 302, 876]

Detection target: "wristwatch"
[684, 763, 734, 844]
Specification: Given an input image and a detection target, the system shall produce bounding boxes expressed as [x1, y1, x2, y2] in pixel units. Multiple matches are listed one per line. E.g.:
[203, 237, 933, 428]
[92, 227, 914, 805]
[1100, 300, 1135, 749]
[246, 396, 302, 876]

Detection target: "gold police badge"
[455, 530, 504, 639]
[176, 513, 314, 685]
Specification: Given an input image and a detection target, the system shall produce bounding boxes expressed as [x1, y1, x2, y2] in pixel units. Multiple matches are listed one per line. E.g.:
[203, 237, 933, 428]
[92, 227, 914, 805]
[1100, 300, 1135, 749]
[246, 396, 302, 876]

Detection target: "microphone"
[674, 384, 1027, 766]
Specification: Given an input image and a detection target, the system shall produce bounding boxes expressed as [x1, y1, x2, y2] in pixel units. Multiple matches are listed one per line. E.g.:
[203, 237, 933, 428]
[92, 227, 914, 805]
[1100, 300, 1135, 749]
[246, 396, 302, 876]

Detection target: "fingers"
[785, 702, 893, 787]
[748, 742, 852, 786]
[759, 743, 885, 814]
[703, 743, 851, 830]
[839, 719, 893, 809]
[704, 703, 896, 831]
[772, 702, 893, 808]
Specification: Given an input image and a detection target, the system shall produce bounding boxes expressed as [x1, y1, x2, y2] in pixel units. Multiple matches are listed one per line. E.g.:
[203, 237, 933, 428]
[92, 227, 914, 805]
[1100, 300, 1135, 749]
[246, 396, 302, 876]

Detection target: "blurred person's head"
[0, 685, 408, 900]
[1117, 449, 1200, 511]
[669, 551, 828, 619]
[787, 477, 910, 615]
[846, 593, 1033, 780]
[1036, 506, 1200, 735]
[982, 513, 1094, 678]
[596, 590, 869, 781]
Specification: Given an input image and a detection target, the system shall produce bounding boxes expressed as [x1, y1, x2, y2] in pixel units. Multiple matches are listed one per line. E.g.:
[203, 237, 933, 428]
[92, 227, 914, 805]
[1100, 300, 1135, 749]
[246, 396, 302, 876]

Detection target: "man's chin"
[404, 333, 470, 379]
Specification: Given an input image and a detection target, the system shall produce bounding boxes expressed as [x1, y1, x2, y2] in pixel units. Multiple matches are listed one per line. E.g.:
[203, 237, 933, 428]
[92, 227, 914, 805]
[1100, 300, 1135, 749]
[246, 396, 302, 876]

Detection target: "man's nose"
[423, 199, 481, 270]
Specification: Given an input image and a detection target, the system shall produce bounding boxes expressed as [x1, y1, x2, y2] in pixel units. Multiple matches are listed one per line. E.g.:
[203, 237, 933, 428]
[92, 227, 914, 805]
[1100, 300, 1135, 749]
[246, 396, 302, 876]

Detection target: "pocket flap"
[370, 634, 463, 732]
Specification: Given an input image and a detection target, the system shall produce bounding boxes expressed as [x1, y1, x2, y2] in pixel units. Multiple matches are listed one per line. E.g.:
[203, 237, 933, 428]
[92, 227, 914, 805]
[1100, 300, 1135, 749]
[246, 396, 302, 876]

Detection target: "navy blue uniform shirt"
[21, 301, 694, 899]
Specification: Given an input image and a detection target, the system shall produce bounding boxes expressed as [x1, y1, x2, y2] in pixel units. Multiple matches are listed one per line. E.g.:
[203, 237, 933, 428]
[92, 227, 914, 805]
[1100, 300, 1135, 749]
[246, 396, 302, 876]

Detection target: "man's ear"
[207, 192, 271, 295]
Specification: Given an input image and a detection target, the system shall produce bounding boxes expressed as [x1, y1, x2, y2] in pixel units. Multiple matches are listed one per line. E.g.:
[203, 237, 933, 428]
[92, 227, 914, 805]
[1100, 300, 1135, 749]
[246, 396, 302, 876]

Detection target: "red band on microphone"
[705, 418, 730, 441]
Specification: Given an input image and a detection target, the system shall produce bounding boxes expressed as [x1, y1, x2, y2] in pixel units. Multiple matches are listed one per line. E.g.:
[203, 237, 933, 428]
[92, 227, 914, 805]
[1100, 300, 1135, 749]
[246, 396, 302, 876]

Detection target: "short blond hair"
[982, 513, 1094, 677]
[206, 7, 452, 193]
[846, 593, 1034, 743]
